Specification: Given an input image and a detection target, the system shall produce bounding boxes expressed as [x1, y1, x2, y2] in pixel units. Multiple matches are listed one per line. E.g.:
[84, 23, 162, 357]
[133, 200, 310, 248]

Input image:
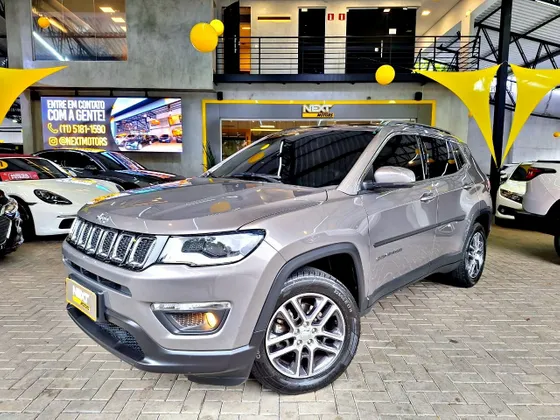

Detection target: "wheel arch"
[250, 243, 366, 346]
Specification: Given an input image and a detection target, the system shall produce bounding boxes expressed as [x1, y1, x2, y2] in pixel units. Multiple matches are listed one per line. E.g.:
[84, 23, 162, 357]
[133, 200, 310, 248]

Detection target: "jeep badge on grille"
[97, 213, 110, 224]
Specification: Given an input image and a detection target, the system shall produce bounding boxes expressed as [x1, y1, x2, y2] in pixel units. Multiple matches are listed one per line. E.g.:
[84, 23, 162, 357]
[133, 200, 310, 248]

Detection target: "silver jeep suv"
[63, 123, 492, 394]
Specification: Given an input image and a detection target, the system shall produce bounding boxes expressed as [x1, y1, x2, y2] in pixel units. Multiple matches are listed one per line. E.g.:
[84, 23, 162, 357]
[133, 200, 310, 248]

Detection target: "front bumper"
[30, 201, 78, 236]
[67, 303, 257, 385]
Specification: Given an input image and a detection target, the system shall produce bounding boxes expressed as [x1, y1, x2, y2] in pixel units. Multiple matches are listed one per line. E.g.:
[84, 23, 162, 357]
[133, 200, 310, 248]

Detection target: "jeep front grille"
[67, 218, 156, 270]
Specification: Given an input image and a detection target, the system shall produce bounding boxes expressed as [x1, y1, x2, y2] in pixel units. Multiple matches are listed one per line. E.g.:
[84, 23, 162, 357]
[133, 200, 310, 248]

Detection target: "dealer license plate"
[65, 278, 97, 321]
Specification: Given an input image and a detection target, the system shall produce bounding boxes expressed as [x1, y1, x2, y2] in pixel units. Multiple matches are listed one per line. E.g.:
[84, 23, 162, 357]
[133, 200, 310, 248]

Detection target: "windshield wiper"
[229, 172, 282, 183]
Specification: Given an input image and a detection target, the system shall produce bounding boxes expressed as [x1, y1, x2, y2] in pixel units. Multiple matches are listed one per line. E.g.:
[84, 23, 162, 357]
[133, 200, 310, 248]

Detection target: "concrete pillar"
[181, 93, 208, 177]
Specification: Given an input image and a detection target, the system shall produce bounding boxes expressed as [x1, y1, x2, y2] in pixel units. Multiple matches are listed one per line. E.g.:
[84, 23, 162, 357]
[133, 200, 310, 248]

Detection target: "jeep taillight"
[526, 167, 556, 180]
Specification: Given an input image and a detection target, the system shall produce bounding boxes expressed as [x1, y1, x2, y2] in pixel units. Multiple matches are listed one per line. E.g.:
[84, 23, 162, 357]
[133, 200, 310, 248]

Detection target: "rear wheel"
[449, 222, 486, 288]
[252, 268, 360, 394]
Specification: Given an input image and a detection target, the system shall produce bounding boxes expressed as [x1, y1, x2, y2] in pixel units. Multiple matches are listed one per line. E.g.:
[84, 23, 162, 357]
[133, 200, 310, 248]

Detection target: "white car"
[495, 162, 531, 222]
[518, 160, 560, 256]
[0, 155, 121, 237]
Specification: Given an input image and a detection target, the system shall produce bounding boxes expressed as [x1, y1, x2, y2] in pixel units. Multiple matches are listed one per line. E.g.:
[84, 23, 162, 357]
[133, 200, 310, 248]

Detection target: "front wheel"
[252, 268, 360, 394]
[449, 222, 487, 288]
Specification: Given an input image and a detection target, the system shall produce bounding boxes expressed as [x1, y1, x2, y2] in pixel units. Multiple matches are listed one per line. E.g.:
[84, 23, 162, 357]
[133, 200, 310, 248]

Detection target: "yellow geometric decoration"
[415, 65, 501, 165]
[503, 64, 560, 162]
[190, 23, 219, 53]
[210, 19, 225, 37]
[0, 66, 66, 124]
[375, 65, 395, 85]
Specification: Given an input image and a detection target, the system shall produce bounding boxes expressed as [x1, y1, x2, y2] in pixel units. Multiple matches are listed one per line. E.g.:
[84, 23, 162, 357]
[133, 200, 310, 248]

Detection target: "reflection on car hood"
[116, 170, 184, 182]
[79, 177, 326, 235]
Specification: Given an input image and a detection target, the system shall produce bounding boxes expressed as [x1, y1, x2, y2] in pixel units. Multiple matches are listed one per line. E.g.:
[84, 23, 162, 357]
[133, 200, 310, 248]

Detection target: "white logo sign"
[302, 104, 333, 113]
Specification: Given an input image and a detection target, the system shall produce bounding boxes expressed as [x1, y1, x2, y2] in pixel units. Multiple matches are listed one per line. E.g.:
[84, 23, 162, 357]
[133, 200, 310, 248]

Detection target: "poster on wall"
[41, 97, 183, 153]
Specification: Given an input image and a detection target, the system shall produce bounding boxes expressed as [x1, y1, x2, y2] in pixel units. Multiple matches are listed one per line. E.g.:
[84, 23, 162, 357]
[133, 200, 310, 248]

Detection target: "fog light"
[151, 302, 230, 335]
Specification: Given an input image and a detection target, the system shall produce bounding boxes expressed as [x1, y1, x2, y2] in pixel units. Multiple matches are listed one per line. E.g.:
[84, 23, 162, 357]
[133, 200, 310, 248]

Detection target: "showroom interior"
[1, 0, 560, 417]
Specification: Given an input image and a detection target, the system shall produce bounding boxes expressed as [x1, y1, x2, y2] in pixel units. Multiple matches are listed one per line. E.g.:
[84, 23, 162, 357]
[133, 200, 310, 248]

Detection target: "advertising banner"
[41, 97, 183, 153]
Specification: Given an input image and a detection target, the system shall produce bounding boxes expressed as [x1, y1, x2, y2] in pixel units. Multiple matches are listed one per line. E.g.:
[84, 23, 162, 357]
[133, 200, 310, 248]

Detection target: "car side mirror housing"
[361, 166, 416, 191]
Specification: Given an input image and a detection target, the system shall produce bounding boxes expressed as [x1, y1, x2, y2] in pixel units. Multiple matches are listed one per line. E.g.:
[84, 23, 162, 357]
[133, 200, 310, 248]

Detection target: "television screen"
[41, 97, 183, 153]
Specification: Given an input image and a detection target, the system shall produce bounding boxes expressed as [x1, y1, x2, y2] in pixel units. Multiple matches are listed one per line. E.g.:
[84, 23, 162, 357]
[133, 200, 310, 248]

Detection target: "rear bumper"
[515, 211, 558, 235]
[68, 304, 257, 385]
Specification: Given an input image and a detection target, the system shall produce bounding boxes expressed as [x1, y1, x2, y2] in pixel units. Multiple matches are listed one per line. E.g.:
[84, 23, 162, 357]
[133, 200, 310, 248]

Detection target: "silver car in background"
[62, 122, 492, 394]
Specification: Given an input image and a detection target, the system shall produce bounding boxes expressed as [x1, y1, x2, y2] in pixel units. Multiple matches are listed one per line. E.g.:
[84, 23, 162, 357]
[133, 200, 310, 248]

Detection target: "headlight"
[34, 189, 73, 205]
[499, 189, 523, 204]
[159, 230, 265, 266]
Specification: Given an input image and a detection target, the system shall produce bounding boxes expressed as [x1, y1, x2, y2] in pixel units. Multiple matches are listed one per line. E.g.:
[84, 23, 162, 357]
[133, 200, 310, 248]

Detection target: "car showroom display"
[0, 189, 23, 256]
[62, 123, 492, 394]
[517, 160, 560, 256]
[0, 155, 121, 237]
[34, 149, 184, 190]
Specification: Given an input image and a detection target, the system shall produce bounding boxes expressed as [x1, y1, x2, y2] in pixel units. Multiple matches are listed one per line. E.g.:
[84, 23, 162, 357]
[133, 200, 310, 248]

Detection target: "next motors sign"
[302, 104, 334, 118]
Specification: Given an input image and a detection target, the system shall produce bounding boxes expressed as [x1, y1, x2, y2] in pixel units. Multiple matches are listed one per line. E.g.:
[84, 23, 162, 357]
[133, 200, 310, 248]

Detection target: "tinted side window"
[421, 137, 459, 178]
[450, 142, 466, 169]
[38, 151, 64, 165]
[65, 152, 99, 169]
[372, 135, 424, 181]
[282, 131, 373, 187]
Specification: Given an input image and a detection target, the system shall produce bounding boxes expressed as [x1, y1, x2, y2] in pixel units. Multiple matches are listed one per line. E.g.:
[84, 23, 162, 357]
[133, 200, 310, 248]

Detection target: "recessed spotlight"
[383, 8, 391, 12]
[99, 6, 115, 13]
[421, 10, 431, 16]
[111, 17, 125, 23]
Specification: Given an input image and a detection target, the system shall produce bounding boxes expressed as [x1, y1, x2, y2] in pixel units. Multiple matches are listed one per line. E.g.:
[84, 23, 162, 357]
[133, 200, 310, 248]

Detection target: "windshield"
[207, 128, 377, 188]
[0, 157, 69, 181]
[95, 151, 146, 171]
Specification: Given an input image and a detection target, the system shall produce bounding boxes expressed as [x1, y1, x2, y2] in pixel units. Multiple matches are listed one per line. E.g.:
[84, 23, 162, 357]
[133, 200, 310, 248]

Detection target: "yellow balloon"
[210, 19, 224, 36]
[38, 16, 50, 29]
[190, 23, 218, 53]
[554, 132, 560, 138]
[375, 65, 395, 85]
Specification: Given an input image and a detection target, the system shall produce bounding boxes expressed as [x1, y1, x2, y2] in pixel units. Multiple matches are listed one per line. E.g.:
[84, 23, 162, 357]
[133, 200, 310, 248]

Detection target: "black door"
[223, 1, 240, 74]
[345, 9, 383, 74]
[298, 8, 326, 74]
[345, 8, 416, 74]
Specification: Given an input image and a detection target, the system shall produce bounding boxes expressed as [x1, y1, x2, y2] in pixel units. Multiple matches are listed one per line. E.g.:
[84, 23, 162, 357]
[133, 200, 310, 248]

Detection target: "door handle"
[420, 192, 436, 203]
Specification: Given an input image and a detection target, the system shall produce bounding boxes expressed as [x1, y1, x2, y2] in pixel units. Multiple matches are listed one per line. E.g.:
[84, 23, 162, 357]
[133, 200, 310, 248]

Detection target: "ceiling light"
[403, 7, 408, 10]
[12, 119, 18, 123]
[251, 128, 282, 132]
[111, 17, 125, 23]
[241, 26, 250, 29]
[383, 8, 391, 12]
[301, 8, 308, 12]
[120, 26, 127, 31]
[99, 6, 115, 13]
[389, 28, 397, 34]
[421, 10, 431, 16]
[260, 125, 275, 128]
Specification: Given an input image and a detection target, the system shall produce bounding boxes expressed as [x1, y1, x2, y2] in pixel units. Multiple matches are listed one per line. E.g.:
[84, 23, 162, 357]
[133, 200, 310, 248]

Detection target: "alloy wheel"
[466, 231, 485, 278]
[265, 293, 346, 379]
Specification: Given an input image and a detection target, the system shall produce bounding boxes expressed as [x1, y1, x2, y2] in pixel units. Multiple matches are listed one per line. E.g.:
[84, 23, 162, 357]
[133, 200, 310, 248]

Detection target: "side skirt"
[360, 253, 462, 316]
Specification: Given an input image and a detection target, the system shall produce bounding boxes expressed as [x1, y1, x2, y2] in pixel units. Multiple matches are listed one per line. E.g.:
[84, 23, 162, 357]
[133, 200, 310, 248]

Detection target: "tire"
[252, 267, 360, 394]
[449, 222, 486, 288]
[554, 235, 560, 257]
[13, 198, 35, 240]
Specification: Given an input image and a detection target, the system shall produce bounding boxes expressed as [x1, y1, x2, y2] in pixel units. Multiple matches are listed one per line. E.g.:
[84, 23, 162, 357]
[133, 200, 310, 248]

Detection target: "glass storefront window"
[31, 0, 127, 61]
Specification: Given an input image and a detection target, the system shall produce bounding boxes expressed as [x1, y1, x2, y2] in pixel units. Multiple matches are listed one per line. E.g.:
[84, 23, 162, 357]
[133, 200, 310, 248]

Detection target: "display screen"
[41, 97, 183, 153]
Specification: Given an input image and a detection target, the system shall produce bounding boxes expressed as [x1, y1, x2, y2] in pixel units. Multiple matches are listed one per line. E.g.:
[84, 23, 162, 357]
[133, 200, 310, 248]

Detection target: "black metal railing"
[215, 35, 480, 81]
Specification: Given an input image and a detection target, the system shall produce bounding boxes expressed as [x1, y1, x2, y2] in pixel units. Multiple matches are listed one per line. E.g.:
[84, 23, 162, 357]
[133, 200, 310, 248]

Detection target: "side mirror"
[361, 166, 415, 191]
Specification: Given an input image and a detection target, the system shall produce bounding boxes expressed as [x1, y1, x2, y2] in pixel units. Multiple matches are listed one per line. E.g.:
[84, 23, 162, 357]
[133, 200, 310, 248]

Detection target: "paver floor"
[1, 225, 559, 419]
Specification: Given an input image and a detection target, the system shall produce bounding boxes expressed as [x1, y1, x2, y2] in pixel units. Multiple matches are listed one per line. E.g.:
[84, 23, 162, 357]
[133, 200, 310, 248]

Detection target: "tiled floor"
[1, 225, 559, 419]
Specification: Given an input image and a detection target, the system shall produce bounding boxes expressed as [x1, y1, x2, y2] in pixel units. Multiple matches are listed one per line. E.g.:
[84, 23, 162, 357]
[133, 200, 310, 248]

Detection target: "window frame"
[418, 135, 468, 181]
[359, 132, 428, 187]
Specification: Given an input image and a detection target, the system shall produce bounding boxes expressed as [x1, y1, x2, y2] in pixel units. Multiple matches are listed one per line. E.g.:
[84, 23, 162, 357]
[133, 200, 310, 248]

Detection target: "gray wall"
[219, 83, 469, 140]
[5, 0, 214, 90]
[467, 105, 560, 171]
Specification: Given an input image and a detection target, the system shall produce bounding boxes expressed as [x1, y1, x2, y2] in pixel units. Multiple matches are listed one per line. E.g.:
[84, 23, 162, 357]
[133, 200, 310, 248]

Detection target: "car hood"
[78, 177, 326, 235]
[0, 178, 120, 202]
